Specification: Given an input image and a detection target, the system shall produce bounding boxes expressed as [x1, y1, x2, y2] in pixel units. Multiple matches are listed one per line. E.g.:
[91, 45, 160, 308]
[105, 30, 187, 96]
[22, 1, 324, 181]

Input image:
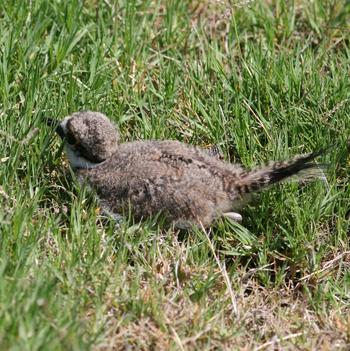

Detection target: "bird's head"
[47, 111, 119, 169]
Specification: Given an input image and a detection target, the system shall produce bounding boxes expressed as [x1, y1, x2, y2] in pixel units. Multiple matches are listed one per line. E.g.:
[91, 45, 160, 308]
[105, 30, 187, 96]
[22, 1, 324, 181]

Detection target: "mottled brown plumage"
[51, 111, 325, 228]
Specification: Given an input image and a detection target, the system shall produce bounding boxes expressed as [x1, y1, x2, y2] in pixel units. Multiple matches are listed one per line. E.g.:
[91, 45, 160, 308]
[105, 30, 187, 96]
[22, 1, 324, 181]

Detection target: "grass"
[0, 0, 349, 349]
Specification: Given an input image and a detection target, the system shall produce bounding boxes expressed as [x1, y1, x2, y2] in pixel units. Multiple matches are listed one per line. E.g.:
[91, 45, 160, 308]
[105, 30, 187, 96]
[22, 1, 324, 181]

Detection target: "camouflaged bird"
[48, 111, 325, 229]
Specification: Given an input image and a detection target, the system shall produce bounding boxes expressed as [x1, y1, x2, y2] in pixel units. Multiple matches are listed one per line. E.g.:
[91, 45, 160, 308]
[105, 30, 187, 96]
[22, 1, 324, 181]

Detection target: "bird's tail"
[235, 148, 328, 196]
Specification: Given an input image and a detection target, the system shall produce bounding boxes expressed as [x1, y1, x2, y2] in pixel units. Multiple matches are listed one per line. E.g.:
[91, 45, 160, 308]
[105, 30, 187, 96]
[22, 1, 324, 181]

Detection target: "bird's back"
[77, 140, 244, 227]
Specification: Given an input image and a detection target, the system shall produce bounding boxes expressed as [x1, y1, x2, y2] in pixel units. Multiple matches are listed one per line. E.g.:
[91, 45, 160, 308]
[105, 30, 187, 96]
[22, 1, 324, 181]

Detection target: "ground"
[0, 0, 349, 350]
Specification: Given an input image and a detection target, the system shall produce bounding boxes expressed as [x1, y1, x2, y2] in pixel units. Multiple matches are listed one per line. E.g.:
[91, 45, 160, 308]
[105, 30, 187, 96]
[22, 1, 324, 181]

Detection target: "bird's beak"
[46, 118, 65, 139]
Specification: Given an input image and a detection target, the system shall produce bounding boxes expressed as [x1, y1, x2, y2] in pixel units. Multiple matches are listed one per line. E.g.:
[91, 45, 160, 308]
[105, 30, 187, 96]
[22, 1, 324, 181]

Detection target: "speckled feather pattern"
[58, 111, 325, 228]
[77, 140, 244, 227]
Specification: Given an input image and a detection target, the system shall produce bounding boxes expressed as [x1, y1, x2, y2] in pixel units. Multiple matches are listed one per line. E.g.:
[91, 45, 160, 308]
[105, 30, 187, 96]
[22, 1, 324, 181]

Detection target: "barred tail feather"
[236, 149, 327, 195]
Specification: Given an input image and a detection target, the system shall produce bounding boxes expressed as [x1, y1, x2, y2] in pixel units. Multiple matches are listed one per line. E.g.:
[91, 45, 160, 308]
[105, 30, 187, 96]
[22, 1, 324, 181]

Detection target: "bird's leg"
[103, 209, 123, 223]
[223, 212, 242, 223]
[96, 198, 124, 226]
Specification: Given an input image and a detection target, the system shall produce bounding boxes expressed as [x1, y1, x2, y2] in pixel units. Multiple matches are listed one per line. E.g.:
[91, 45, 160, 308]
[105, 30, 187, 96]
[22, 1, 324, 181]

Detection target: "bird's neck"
[65, 146, 100, 170]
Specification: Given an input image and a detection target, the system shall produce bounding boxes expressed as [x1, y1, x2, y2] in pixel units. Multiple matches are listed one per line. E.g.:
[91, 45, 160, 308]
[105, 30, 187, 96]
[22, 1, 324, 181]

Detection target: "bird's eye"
[66, 132, 77, 145]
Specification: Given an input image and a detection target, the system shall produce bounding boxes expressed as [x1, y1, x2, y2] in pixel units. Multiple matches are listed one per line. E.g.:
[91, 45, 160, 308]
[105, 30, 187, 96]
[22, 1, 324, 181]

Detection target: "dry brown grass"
[92, 240, 350, 350]
[96, 280, 350, 350]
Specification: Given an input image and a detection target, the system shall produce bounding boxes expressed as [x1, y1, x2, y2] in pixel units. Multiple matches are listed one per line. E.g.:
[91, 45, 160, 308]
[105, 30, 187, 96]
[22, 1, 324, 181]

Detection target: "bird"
[47, 111, 326, 229]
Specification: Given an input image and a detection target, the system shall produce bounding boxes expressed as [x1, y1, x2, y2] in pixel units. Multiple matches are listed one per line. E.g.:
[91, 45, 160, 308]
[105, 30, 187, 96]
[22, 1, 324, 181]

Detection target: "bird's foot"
[223, 212, 242, 223]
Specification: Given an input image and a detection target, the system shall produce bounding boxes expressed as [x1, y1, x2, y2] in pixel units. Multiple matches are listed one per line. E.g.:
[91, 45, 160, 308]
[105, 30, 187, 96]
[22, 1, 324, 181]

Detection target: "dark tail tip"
[269, 149, 327, 185]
